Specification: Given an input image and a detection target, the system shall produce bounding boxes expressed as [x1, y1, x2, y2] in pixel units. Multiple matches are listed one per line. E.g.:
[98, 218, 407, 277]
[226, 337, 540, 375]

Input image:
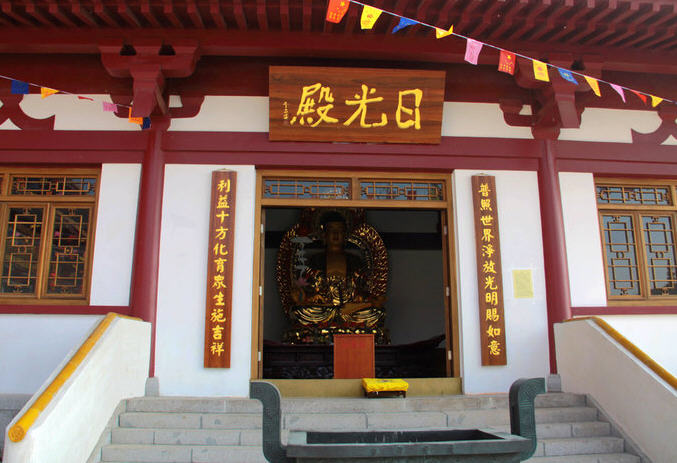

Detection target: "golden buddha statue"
[277, 209, 389, 344]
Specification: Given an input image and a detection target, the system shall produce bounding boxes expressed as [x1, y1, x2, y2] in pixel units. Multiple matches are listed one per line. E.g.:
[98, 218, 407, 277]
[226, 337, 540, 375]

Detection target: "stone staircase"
[95, 392, 643, 463]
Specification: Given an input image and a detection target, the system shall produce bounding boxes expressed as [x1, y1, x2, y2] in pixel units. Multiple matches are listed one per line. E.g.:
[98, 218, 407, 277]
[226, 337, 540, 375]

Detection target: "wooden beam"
[343, 0, 359, 35]
[23, 0, 55, 26]
[163, 0, 183, 28]
[1, 1, 34, 26]
[209, 0, 227, 28]
[117, 0, 141, 27]
[233, 0, 248, 30]
[406, 0, 432, 36]
[186, 0, 205, 28]
[69, 0, 97, 26]
[387, 0, 408, 33]
[47, 1, 77, 27]
[140, 0, 161, 27]
[92, 0, 118, 27]
[279, 0, 289, 31]
[256, 0, 268, 31]
[469, 0, 508, 38]
[488, 0, 529, 40]
[527, 0, 573, 42]
[301, 0, 311, 33]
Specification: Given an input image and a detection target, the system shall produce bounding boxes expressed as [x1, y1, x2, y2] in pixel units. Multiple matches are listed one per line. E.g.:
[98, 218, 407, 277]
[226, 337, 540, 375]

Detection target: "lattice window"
[264, 178, 351, 200]
[360, 180, 444, 201]
[0, 168, 99, 302]
[597, 180, 677, 301]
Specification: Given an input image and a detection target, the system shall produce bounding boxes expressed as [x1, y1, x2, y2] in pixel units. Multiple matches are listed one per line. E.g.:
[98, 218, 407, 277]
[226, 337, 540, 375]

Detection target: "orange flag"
[533, 60, 549, 82]
[40, 87, 58, 99]
[584, 76, 601, 97]
[326, 0, 349, 23]
[498, 50, 516, 75]
[128, 107, 143, 125]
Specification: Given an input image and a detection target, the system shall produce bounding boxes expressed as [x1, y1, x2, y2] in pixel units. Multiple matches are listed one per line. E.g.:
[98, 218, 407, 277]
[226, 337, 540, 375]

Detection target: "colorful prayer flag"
[392, 17, 417, 33]
[584, 76, 601, 97]
[102, 102, 117, 112]
[464, 39, 483, 65]
[326, 0, 349, 23]
[610, 84, 626, 103]
[558, 69, 578, 85]
[11, 80, 29, 94]
[533, 60, 549, 82]
[651, 95, 663, 107]
[631, 90, 647, 105]
[40, 87, 58, 99]
[360, 5, 382, 29]
[142, 117, 152, 130]
[128, 107, 143, 124]
[435, 25, 454, 39]
[498, 50, 515, 75]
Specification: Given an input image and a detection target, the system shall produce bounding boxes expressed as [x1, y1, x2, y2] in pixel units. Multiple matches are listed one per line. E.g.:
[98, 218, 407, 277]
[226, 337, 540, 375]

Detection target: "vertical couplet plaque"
[204, 170, 237, 368]
[471, 175, 507, 366]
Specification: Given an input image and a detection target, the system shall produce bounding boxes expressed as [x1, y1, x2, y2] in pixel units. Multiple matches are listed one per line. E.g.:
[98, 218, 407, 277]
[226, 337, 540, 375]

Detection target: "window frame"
[0, 167, 100, 305]
[596, 178, 677, 305]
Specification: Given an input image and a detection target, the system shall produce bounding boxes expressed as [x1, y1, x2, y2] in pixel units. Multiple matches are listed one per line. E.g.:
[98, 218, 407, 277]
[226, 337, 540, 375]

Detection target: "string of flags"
[1, 73, 151, 129]
[327, 0, 674, 109]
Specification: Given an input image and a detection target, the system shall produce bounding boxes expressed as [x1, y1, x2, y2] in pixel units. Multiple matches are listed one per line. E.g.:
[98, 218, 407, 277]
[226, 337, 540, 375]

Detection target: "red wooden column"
[537, 138, 572, 373]
[130, 117, 169, 376]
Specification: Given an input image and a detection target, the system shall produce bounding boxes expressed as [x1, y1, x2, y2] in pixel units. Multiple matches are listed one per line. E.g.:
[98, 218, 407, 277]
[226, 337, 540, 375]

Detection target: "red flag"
[631, 90, 647, 105]
[498, 50, 515, 75]
[78, 96, 94, 101]
[326, 0, 349, 23]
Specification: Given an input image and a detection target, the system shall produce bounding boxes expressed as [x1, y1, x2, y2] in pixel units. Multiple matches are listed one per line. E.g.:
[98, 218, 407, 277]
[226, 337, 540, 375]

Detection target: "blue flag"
[142, 117, 152, 130]
[11, 80, 29, 94]
[558, 69, 578, 85]
[392, 17, 417, 33]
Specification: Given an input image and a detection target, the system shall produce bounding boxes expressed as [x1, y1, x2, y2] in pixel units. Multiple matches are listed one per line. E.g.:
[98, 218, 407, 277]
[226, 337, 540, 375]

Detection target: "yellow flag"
[40, 87, 58, 99]
[584, 76, 601, 97]
[435, 25, 454, 39]
[533, 60, 549, 82]
[360, 5, 382, 29]
[651, 95, 664, 107]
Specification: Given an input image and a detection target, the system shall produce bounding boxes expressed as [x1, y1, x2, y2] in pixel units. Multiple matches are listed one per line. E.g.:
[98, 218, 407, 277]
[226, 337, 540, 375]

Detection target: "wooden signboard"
[471, 175, 507, 366]
[269, 66, 445, 144]
[333, 334, 375, 379]
[204, 170, 237, 368]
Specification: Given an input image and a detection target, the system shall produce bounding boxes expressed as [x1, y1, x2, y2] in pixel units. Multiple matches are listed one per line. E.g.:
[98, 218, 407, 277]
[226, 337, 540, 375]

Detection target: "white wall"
[0, 315, 101, 394]
[558, 172, 607, 307]
[3, 317, 150, 463]
[599, 315, 677, 377]
[90, 164, 141, 306]
[453, 170, 549, 394]
[556, 320, 677, 463]
[155, 165, 256, 397]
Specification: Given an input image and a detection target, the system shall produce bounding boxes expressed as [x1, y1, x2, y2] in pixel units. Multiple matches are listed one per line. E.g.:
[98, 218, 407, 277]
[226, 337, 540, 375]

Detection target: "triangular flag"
[40, 87, 58, 99]
[325, 0, 349, 23]
[142, 117, 152, 130]
[464, 39, 483, 65]
[11, 80, 29, 94]
[435, 25, 454, 39]
[610, 84, 626, 103]
[651, 95, 664, 107]
[102, 102, 117, 112]
[631, 90, 647, 105]
[584, 76, 601, 97]
[558, 69, 578, 85]
[360, 5, 382, 29]
[128, 107, 143, 125]
[533, 60, 550, 82]
[498, 50, 515, 75]
[78, 96, 94, 101]
[392, 17, 417, 33]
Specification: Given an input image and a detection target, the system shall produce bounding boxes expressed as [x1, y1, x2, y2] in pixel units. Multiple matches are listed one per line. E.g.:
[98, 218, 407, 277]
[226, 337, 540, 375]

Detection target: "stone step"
[119, 412, 262, 430]
[490, 421, 611, 439]
[101, 444, 267, 463]
[122, 392, 585, 414]
[534, 437, 626, 457]
[528, 453, 640, 463]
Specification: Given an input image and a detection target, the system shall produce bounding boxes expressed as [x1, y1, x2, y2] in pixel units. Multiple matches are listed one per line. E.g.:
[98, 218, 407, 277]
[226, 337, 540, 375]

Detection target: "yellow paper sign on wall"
[512, 269, 534, 299]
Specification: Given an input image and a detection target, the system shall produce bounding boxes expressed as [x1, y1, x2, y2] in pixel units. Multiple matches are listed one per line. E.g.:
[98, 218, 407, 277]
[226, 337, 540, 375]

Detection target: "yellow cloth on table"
[362, 378, 409, 393]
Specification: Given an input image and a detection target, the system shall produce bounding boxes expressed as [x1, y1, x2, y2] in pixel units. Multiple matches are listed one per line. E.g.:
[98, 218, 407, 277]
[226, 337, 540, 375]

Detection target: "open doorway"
[250, 172, 459, 381]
